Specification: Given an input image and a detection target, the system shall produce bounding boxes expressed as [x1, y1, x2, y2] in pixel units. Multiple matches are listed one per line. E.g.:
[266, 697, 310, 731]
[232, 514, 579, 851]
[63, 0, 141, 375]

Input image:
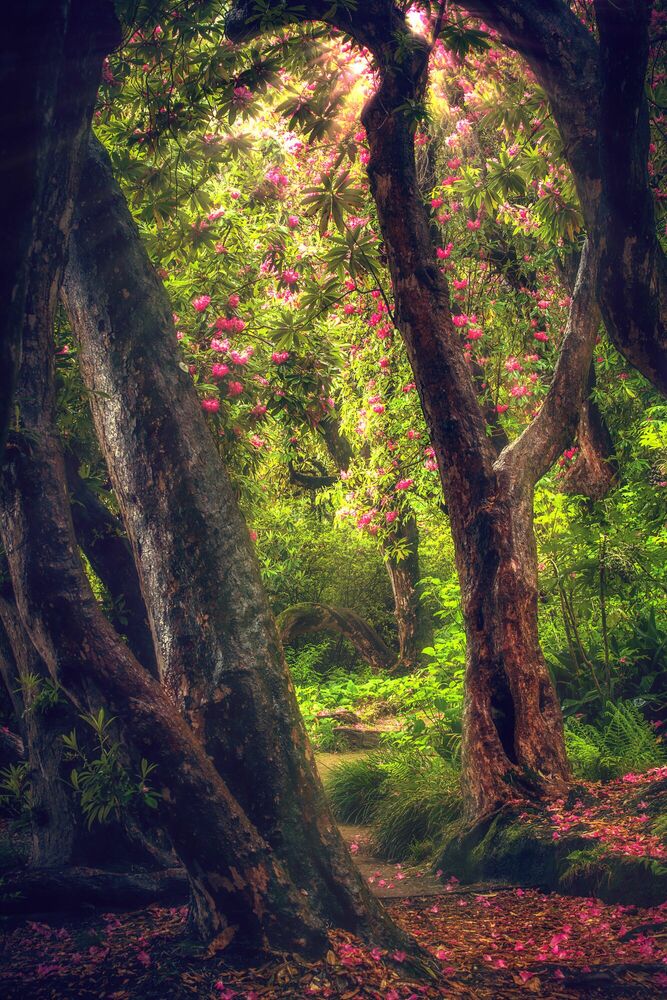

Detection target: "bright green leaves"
[301, 170, 366, 235]
[323, 225, 380, 279]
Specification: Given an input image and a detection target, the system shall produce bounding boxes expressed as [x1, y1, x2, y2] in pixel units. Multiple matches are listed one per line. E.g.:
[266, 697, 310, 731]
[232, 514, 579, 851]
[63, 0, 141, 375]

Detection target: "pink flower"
[496, 403, 509, 413]
[201, 397, 220, 413]
[467, 327, 483, 340]
[192, 294, 211, 312]
[395, 478, 413, 491]
[227, 381, 244, 397]
[372, 403, 385, 413]
[534, 330, 549, 342]
[385, 511, 398, 524]
[228, 293, 240, 308]
[280, 268, 299, 285]
[437, 243, 453, 259]
[287, 215, 300, 228]
[271, 350, 290, 364]
[212, 363, 230, 378]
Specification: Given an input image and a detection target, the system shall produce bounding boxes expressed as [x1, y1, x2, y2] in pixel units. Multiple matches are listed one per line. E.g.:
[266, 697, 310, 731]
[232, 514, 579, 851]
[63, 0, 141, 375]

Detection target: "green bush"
[325, 747, 462, 861]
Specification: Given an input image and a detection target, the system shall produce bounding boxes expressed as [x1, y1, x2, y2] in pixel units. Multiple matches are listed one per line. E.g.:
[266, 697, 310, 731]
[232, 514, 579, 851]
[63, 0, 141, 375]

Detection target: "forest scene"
[1, 0, 667, 996]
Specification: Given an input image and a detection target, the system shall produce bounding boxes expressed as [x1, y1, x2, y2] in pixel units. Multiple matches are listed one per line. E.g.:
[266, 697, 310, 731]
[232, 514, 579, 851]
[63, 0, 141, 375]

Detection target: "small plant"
[63, 708, 160, 828]
[0, 762, 32, 819]
[17, 671, 62, 715]
[565, 700, 665, 780]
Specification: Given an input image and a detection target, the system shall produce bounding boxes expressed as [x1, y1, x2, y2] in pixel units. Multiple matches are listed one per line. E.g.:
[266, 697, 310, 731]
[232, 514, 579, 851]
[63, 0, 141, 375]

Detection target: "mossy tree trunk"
[62, 137, 415, 955]
[277, 602, 396, 672]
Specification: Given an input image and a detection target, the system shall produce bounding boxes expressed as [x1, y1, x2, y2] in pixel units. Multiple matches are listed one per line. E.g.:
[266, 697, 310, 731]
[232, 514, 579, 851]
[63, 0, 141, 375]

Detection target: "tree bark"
[65, 451, 158, 676]
[383, 516, 432, 673]
[277, 602, 396, 672]
[62, 138, 415, 956]
[0, 0, 120, 451]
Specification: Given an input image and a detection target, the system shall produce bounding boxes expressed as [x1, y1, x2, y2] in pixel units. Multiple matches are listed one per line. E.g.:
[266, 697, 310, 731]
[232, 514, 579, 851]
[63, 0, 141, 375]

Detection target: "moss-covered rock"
[435, 805, 667, 907]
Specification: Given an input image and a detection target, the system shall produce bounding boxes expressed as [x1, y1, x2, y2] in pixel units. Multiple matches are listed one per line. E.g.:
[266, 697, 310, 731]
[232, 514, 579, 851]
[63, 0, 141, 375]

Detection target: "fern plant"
[565, 701, 665, 780]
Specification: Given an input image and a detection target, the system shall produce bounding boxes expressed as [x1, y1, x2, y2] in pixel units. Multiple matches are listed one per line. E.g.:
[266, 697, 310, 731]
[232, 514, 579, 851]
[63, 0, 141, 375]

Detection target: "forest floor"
[1, 756, 666, 998]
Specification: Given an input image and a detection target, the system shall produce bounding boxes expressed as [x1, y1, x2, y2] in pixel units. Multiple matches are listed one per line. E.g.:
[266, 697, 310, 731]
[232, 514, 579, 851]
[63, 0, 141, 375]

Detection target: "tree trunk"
[60, 140, 414, 956]
[383, 516, 432, 673]
[65, 450, 158, 676]
[277, 603, 396, 672]
[0, 866, 188, 915]
[458, 476, 570, 818]
[0, 585, 159, 869]
[560, 365, 617, 501]
[0, 0, 119, 451]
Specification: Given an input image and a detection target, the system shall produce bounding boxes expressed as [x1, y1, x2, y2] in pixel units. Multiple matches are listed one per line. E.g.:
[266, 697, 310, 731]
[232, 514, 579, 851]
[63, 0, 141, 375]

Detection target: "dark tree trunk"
[0, 585, 158, 870]
[0, 0, 120, 451]
[277, 603, 396, 672]
[61, 138, 415, 956]
[0, 866, 188, 915]
[65, 451, 158, 676]
[383, 516, 432, 673]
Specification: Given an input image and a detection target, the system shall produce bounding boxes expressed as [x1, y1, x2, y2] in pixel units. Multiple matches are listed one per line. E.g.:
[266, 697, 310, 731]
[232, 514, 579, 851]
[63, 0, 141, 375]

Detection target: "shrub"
[325, 746, 462, 861]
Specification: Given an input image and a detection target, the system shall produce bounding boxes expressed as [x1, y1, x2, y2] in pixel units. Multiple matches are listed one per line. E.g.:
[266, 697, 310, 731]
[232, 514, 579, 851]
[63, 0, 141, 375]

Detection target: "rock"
[333, 726, 381, 749]
[316, 708, 361, 725]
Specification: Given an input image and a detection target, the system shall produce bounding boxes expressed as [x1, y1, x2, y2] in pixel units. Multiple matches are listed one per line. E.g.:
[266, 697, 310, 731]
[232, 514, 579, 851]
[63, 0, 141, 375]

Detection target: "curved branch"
[277, 602, 397, 672]
[498, 240, 600, 486]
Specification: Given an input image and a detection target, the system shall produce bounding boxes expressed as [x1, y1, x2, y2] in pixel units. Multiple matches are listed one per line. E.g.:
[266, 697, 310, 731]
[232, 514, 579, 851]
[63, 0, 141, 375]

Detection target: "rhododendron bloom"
[395, 479, 413, 491]
[453, 278, 468, 289]
[385, 511, 398, 524]
[227, 381, 244, 396]
[280, 268, 299, 285]
[452, 314, 468, 328]
[287, 214, 300, 228]
[192, 294, 211, 312]
[510, 385, 529, 397]
[496, 403, 509, 413]
[372, 403, 385, 413]
[534, 331, 549, 342]
[467, 328, 483, 340]
[437, 243, 453, 259]
[201, 398, 219, 413]
[210, 337, 229, 353]
[211, 363, 229, 378]
[271, 350, 289, 364]
[227, 293, 240, 308]
[230, 348, 253, 365]
[505, 357, 522, 372]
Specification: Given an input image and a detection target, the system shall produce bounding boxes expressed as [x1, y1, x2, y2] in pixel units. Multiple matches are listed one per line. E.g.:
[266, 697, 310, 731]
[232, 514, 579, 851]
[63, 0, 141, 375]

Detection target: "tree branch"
[498, 239, 600, 486]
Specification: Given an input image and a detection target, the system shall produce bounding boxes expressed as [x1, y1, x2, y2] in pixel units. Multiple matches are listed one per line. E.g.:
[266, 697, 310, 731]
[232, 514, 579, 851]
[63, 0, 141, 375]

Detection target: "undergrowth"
[326, 748, 462, 861]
